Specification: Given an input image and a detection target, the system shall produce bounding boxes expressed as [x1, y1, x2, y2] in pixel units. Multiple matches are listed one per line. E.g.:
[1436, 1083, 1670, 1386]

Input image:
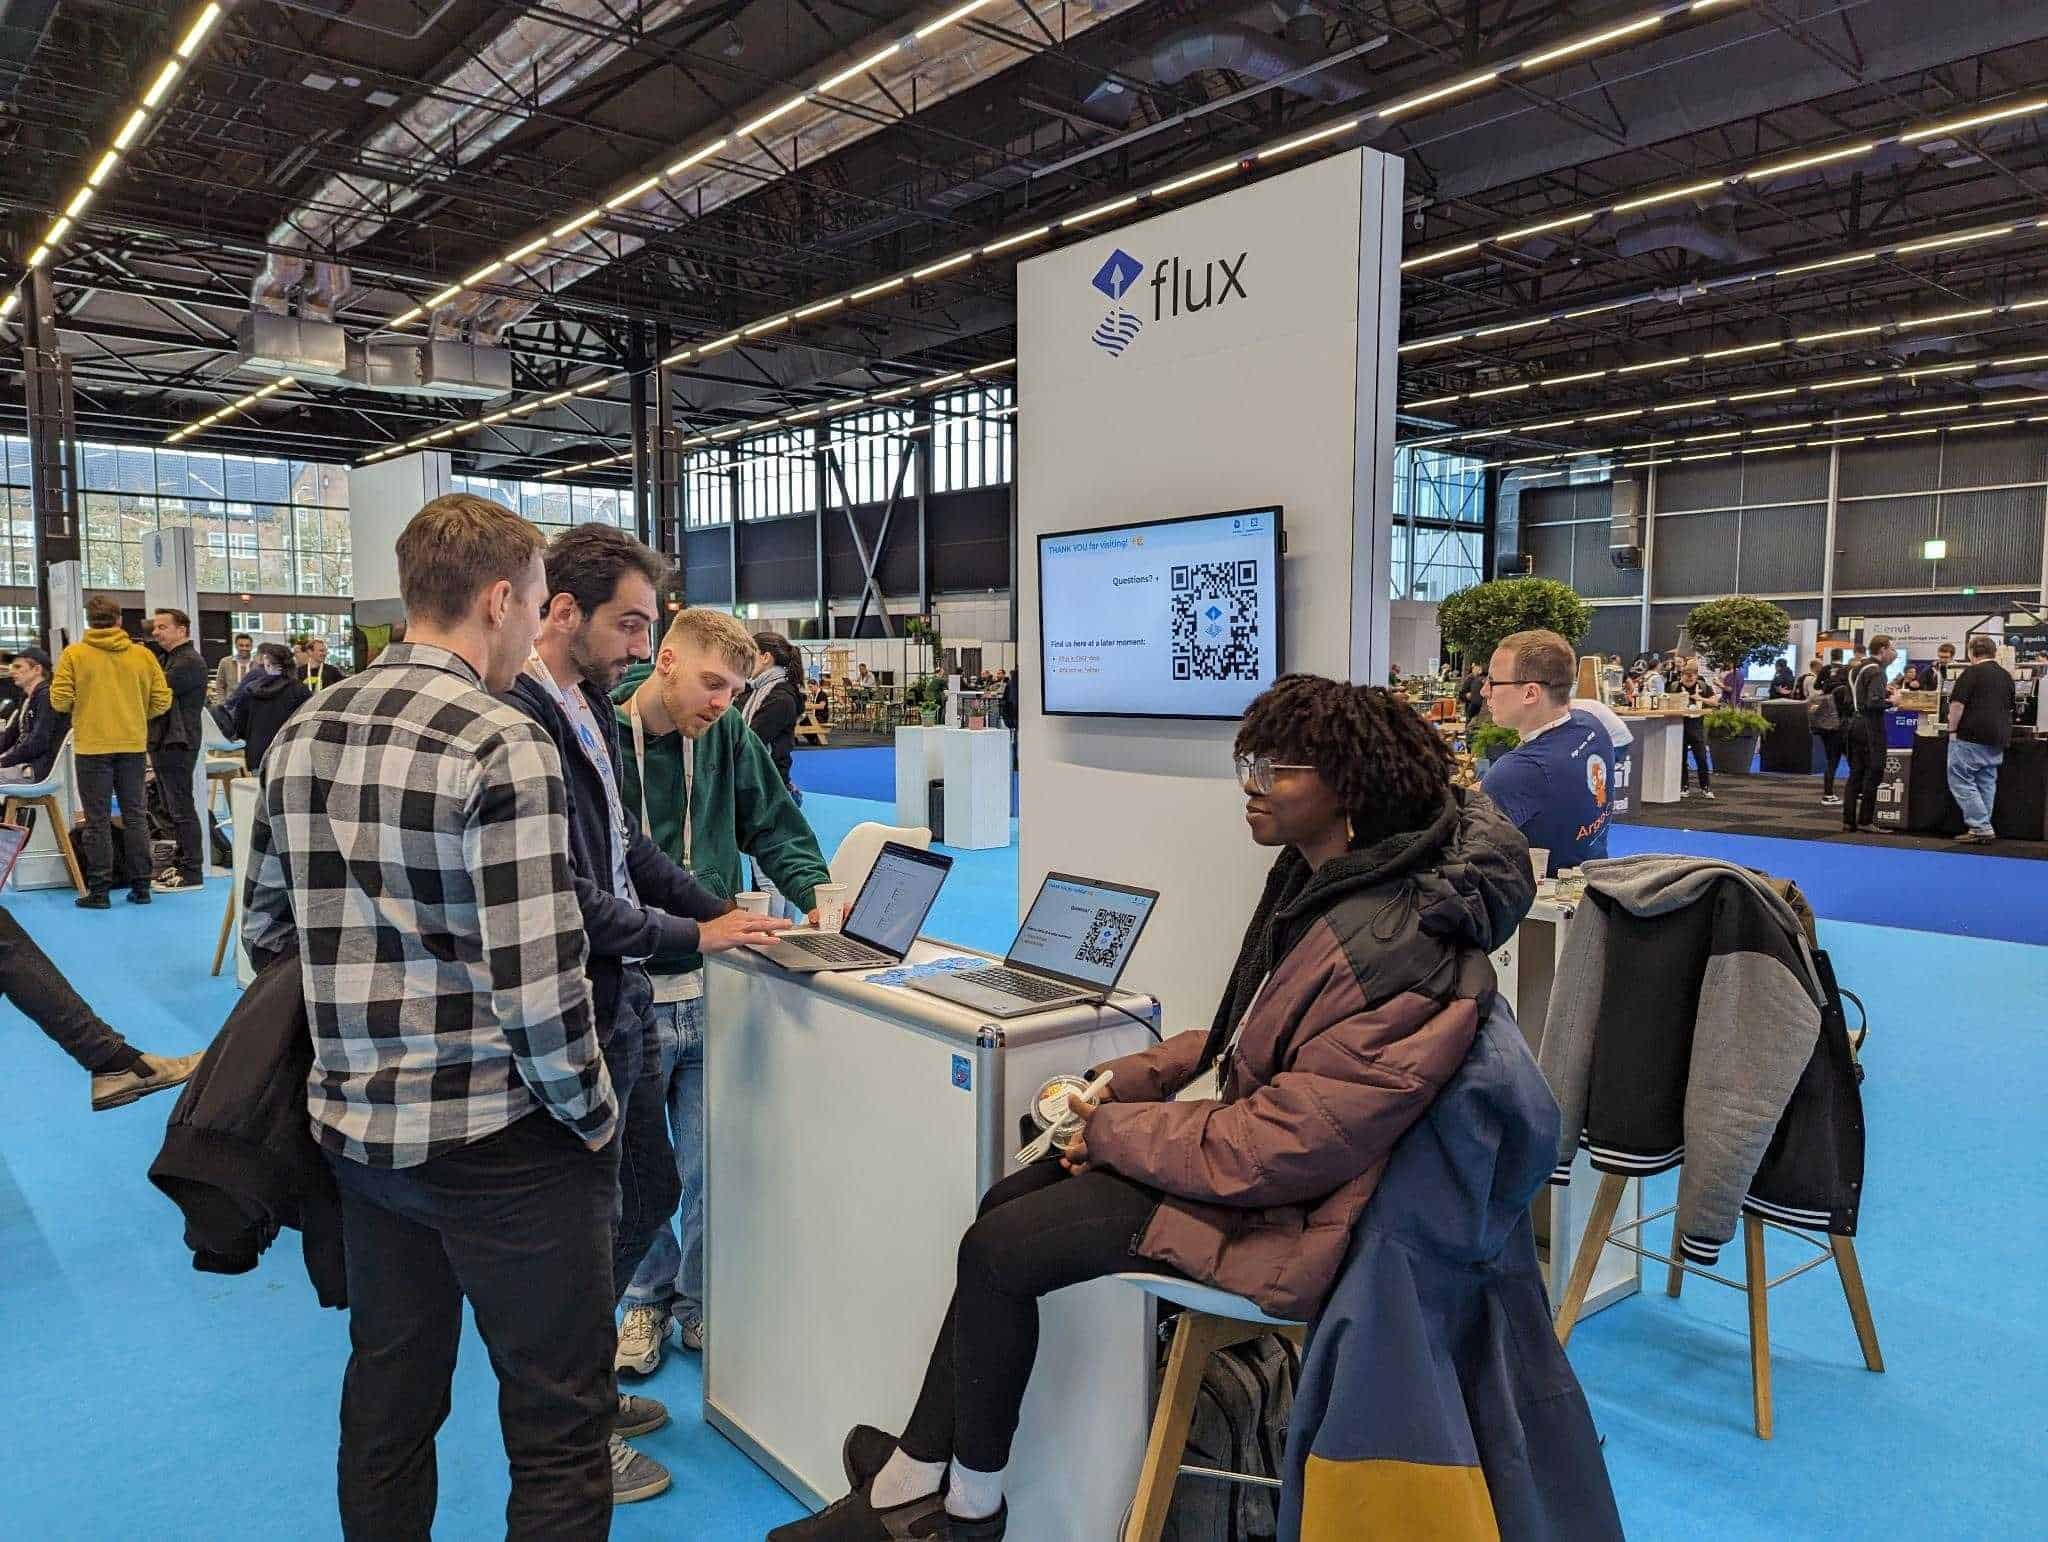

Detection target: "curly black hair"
[1234, 673, 1453, 847]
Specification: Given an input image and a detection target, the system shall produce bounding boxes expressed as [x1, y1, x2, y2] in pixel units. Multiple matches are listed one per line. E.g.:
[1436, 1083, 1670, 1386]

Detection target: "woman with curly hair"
[773, 674, 1536, 1542]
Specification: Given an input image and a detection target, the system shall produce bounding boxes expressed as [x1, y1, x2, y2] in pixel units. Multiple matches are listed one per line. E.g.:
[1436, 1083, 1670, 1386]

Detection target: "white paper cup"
[812, 883, 849, 932]
[1528, 847, 1550, 884]
[734, 892, 771, 915]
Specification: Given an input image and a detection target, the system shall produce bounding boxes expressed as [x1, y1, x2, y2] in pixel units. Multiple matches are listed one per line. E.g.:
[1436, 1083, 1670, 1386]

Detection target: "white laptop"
[909, 872, 1159, 1019]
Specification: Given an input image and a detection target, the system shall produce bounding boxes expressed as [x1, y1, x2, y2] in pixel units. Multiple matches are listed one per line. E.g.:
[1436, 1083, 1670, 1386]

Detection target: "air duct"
[1078, 19, 1373, 126]
[1611, 203, 1766, 267]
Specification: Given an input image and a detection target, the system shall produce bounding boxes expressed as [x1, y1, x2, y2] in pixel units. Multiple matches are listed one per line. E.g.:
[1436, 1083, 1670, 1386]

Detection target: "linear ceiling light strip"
[1403, 349, 2048, 448]
[376, 0, 1739, 333]
[0, 2, 223, 323]
[1482, 391, 2048, 470]
[1401, 87, 2048, 273]
[471, 362, 1015, 479]
[1398, 287, 2048, 407]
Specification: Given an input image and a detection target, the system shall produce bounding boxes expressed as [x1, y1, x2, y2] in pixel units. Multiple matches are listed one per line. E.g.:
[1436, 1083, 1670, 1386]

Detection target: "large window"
[683, 451, 733, 530]
[450, 474, 636, 540]
[1391, 446, 1487, 601]
[932, 385, 1014, 493]
[826, 408, 914, 505]
[736, 431, 815, 522]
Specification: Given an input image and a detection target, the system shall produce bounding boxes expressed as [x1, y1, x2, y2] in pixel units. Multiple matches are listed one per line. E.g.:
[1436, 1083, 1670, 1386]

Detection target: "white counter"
[704, 938, 1158, 1533]
[941, 728, 1013, 849]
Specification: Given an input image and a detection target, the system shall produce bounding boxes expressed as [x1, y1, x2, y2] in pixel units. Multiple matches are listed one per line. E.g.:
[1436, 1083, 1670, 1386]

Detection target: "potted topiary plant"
[1702, 705, 1771, 778]
[1466, 721, 1521, 774]
[1437, 577, 1593, 668]
[1684, 596, 1792, 677]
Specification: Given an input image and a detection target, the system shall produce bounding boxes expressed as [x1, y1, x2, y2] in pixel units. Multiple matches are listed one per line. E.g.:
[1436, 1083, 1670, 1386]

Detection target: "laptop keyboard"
[957, 967, 1074, 1002]
[792, 933, 880, 964]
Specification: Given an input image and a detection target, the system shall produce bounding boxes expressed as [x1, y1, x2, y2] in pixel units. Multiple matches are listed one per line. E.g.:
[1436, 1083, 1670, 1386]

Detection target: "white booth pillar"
[346, 451, 453, 605]
[1016, 147, 1403, 1026]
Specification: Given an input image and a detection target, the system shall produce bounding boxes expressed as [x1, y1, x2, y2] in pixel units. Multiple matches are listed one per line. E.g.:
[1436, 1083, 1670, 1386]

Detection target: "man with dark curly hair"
[772, 674, 1536, 1542]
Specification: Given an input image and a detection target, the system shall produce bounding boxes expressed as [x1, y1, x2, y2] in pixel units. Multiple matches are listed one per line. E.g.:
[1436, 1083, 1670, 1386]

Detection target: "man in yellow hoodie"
[51, 595, 172, 908]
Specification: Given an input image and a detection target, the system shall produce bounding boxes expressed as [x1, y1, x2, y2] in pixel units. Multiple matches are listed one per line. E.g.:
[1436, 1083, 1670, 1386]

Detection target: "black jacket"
[503, 670, 730, 1029]
[218, 669, 312, 774]
[148, 949, 346, 1308]
[301, 662, 345, 691]
[149, 641, 210, 753]
[1000, 673, 1018, 730]
[0, 681, 62, 780]
[744, 676, 804, 787]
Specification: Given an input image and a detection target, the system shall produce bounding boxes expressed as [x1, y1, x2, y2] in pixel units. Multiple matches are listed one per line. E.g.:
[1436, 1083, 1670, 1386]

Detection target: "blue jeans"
[621, 993, 705, 1333]
[1947, 736, 2004, 835]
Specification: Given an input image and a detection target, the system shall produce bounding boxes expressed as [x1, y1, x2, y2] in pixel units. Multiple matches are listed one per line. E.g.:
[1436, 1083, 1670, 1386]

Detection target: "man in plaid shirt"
[245, 494, 619, 1539]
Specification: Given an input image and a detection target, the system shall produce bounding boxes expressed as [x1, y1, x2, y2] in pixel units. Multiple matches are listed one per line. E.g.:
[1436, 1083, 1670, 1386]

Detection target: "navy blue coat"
[1280, 1004, 1622, 1541]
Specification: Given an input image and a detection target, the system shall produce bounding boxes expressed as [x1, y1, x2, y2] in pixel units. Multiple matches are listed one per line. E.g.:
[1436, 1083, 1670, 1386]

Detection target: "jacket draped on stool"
[1280, 1003, 1622, 1542]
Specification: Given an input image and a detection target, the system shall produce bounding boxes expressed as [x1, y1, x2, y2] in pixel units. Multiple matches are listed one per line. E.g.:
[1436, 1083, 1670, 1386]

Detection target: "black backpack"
[1157, 1314, 1300, 1542]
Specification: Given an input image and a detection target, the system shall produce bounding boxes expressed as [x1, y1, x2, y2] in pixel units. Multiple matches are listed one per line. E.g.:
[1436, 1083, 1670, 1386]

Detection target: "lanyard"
[1216, 972, 1271, 1095]
[628, 693, 691, 865]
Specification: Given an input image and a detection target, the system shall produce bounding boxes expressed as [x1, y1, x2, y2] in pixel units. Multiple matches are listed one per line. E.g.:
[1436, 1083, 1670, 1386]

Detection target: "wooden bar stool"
[1553, 1173, 1883, 1439]
[1117, 1273, 1306, 1542]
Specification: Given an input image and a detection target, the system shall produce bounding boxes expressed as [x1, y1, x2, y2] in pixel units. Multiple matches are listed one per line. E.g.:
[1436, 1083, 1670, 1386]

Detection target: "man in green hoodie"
[610, 607, 831, 1373]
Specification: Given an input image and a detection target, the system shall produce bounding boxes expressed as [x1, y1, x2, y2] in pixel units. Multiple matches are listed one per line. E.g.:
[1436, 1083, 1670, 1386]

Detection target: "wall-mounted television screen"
[1038, 507, 1284, 720]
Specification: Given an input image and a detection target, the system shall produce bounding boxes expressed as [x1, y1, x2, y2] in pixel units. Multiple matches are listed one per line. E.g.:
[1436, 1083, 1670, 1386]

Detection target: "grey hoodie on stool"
[1538, 855, 1823, 1265]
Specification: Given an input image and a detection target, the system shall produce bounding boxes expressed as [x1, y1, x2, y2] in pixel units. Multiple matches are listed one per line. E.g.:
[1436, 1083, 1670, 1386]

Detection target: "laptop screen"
[1006, 875, 1159, 990]
[845, 843, 953, 957]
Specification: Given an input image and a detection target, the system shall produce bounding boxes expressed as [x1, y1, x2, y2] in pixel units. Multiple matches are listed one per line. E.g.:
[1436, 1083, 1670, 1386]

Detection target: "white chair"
[199, 707, 246, 818]
[1115, 1273, 1306, 1542]
[827, 820, 932, 895]
[2, 730, 86, 896]
[213, 775, 261, 981]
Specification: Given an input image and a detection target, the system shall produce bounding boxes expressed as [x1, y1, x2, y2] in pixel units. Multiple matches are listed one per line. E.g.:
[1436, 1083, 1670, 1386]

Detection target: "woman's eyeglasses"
[1234, 754, 1315, 794]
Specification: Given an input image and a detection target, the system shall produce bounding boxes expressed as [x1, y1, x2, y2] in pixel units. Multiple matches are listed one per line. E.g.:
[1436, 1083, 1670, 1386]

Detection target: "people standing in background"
[302, 637, 345, 691]
[1946, 635, 2014, 845]
[212, 633, 254, 703]
[1842, 634, 1896, 833]
[1572, 658, 1635, 819]
[1770, 657, 1797, 699]
[146, 608, 210, 896]
[742, 633, 808, 800]
[1458, 661, 1487, 721]
[1480, 630, 1617, 875]
[215, 643, 310, 777]
[52, 596, 170, 910]
[1802, 654, 1849, 808]
[244, 494, 622, 1540]
[612, 608, 829, 1383]
[1673, 662, 1720, 800]
[0, 646, 61, 785]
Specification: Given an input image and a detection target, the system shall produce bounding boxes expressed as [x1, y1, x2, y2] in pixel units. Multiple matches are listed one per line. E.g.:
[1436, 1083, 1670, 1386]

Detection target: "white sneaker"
[1700, 790, 1716, 801]
[1820, 794, 1843, 807]
[675, 1315, 705, 1354]
[616, 1304, 668, 1376]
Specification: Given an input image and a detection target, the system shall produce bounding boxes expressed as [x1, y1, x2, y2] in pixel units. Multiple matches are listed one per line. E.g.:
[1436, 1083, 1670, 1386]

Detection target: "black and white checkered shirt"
[244, 642, 617, 1167]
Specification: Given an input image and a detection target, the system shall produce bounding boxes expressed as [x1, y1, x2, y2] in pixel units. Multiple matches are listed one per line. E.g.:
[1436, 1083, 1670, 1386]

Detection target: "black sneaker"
[127, 885, 153, 905]
[76, 892, 110, 910]
[152, 871, 205, 895]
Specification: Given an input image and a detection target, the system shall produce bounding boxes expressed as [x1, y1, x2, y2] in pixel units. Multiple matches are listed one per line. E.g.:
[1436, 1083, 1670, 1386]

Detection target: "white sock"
[869, 1448, 944, 1509]
[944, 1459, 1005, 1521]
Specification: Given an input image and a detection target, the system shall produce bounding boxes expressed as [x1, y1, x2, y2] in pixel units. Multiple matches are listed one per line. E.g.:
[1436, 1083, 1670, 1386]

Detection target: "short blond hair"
[663, 607, 760, 675]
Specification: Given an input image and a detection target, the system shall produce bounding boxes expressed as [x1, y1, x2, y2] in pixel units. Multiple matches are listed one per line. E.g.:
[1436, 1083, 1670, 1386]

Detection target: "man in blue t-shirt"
[1480, 629, 1615, 876]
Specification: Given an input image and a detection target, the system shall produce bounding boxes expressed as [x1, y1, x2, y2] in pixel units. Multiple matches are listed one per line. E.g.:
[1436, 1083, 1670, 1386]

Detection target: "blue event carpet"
[1, 767, 2041, 1537]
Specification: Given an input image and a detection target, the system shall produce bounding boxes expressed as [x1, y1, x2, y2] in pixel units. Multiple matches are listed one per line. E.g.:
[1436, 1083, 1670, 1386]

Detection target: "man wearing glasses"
[1477, 629, 1616, 877]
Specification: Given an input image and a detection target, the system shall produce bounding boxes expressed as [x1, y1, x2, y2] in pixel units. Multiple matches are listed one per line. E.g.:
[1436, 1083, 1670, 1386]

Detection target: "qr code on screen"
[1170, 560, 1261, 682]
[1076, 908, 1138, 970]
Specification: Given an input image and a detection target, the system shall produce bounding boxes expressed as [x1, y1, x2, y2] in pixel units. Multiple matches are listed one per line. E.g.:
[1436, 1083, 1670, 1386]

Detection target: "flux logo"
[1088, 246, 1251, 357]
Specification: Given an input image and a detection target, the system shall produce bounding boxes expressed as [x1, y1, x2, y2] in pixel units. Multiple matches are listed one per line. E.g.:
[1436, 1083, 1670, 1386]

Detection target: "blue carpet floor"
[2, 764, 2041, 1537]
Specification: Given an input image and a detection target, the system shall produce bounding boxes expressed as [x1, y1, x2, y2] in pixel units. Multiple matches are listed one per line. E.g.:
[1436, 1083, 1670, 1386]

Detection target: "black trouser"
[1843, 715, 1884, 828]
[73, 752, 151, 896]
[604, 966, 679, 1304]
[152, 746, 203, 882]
[327, 1110, 617, 1542]
[1680, 719, 1713, 792]
[0, 903, 132, 1071]
[1815, 728, 1847, 798]
[901, 1161, 1167, 1474]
